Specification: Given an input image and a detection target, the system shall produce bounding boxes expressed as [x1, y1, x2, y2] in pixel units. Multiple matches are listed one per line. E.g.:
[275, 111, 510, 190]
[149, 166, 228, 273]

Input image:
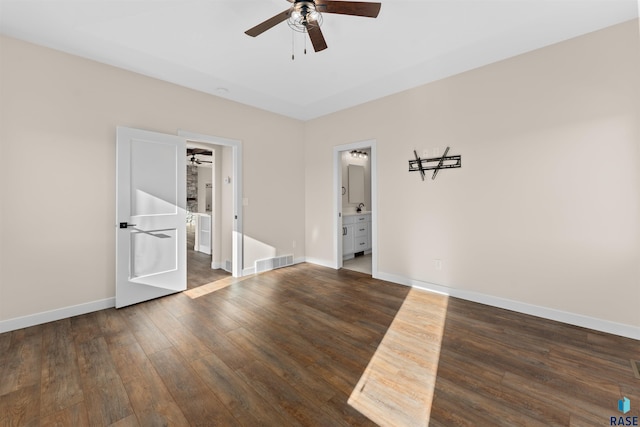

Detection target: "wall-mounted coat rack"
[409, 147, 461, 181]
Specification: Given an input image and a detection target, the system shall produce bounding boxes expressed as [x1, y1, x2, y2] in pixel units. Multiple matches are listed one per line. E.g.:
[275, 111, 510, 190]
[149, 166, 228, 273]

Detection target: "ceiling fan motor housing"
[291, 1, 321, 30]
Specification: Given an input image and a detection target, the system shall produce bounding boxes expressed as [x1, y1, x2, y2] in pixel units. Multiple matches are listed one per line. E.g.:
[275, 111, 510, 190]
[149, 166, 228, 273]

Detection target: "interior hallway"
[187, 223, 230, 289]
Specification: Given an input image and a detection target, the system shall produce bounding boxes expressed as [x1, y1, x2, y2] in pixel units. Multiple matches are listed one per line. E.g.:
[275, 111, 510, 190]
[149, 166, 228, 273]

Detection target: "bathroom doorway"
[333, 140, 377, 277]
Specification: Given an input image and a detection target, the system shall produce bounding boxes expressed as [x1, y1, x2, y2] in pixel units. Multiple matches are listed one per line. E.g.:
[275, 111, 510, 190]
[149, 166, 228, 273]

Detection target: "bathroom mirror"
[348, 164, 365, 203]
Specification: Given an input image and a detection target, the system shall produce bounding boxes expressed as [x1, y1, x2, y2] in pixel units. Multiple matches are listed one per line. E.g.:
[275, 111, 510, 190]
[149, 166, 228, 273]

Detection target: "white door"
[116, 126, 186, 308]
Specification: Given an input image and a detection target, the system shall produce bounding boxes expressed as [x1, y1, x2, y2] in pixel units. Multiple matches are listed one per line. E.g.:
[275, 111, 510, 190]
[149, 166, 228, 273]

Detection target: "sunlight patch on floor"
[348, 288, 449, 427]
[183, 275, 250, 299]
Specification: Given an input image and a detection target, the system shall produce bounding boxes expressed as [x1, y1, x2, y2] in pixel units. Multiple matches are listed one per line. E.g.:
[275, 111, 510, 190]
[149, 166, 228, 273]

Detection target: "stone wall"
[187, 164, 198, 213]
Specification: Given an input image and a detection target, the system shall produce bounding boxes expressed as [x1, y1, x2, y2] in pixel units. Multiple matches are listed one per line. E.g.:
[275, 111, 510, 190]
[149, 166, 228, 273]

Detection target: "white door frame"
[333, 139, 378, 277]
[178, 130, 243, 278]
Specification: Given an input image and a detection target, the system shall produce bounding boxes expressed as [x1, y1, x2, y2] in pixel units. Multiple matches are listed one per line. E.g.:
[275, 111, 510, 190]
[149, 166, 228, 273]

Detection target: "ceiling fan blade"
[245, 8, 292, 37]
[306, 20, 328, 52]
[187, 148, 212, 156]
[315, 1, 381, 18]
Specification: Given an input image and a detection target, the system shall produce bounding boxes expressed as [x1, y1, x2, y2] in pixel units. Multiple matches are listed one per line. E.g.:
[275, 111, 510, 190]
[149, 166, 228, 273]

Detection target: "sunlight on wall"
[243, 235, 277, 267]
[348, 288, 449, 427]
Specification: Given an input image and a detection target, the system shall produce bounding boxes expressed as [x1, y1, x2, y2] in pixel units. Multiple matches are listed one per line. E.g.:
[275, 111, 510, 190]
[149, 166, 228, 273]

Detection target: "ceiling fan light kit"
[288, 2, 323, 33]
[245, 0, 381, 54]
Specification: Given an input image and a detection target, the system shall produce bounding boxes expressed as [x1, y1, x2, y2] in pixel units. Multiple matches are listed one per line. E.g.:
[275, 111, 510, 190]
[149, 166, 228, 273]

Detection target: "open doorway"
[334, 140, 377, 277]
[179, 130, 244, 284]
[186, 145, 231, 288]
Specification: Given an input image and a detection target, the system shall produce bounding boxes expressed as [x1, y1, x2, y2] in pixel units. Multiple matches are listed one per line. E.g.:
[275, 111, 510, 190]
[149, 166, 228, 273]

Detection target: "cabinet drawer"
[354, 236, 368, 251]
[354, 215, 369, 222]
[354, 222, 368, 237]
[342, 215, 356, 225]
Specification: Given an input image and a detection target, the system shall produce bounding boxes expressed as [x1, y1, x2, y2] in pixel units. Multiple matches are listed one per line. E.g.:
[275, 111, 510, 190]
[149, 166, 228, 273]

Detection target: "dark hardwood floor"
[0, 263, 638, 426]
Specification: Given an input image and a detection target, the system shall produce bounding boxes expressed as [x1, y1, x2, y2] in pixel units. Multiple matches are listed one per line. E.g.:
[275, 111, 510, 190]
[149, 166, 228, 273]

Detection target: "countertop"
[343, 211, 371, 216]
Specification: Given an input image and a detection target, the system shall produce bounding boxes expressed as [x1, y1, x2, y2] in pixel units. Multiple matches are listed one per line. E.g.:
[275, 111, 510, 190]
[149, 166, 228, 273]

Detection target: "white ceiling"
[1, 0, 637, 120]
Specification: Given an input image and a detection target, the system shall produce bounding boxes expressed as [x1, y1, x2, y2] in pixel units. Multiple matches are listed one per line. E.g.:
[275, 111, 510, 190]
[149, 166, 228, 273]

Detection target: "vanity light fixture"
[350, 150, 368, 159]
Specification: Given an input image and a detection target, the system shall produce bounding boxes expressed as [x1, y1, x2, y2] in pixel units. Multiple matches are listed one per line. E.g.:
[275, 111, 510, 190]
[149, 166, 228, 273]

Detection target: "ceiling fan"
[187, 148, 212, 165]
[245, 0, 381, 53]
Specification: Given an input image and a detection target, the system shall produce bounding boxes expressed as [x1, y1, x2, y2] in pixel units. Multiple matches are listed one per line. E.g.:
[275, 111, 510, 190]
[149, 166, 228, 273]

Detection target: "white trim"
[304, 256, 335, 269]
[0, 298, 116, 334]
[376, 271, 640, 341]
[5, 266, 636, 340]
[211, 261, 224, 270]
[177, 130, 243, 278]
[333, 140, 377, 275]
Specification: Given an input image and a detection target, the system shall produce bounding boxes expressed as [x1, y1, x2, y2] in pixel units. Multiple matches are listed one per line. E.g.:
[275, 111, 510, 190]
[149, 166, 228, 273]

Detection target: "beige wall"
[305, 20, 640, 329]
[1, 20, 639, 334]
[0, 36, 305, 321]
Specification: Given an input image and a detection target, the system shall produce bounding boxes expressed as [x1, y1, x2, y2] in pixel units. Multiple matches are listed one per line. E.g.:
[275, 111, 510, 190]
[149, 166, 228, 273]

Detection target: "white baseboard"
[376, 271, 640, 341]
[5, 267, 636, 341]
[211, 261, 224, 270]
[196, 246, 211, 255]
[304, 257, 336, 269]
[0, 298, 116, 334]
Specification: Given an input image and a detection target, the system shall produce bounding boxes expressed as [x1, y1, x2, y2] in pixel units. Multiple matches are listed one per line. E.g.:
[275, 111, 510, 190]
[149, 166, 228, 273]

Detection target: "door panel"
[131, 229, 177, 280]
[116, 127, 186, 308]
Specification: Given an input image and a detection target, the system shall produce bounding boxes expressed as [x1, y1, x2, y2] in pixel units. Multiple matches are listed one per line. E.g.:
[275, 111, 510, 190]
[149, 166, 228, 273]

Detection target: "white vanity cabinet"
[193, 213, 212, 255]
[343, 223, 355, 255]
[342, 213, 371, 259]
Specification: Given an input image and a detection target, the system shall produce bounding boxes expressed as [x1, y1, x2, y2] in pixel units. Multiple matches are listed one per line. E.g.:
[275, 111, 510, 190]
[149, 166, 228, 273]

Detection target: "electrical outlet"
[422, 149, 429, 158]
[292, 240, 296, 248]
[434, 259, 442, 270]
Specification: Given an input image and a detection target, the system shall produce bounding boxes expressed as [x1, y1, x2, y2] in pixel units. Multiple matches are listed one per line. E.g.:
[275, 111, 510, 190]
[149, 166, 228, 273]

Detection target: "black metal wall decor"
[409, 147, 461, 181]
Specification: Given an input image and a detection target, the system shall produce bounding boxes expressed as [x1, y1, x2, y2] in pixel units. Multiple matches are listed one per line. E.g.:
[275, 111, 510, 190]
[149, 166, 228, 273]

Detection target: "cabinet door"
[343, 224, 355, 255]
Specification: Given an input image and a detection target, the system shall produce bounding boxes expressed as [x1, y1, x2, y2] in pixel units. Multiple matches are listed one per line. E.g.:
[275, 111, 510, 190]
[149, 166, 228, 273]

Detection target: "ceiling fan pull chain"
[291, 29, 295, 60]
[304, 32, 307, 55]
